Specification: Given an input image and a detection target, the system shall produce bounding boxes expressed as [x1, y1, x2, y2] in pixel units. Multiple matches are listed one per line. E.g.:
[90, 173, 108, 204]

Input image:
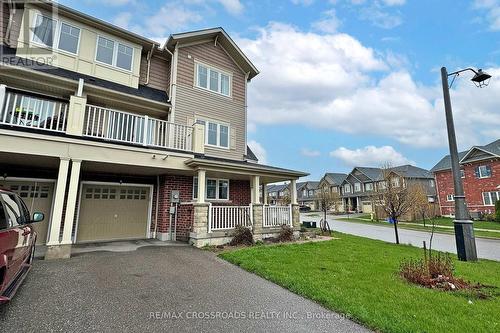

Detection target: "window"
[365, 183, 373, 191]
[446, 194, 454, 202]
[476, 165, 492, 178]
[354, 183, 361, 192]
[96, 36, 134, 71]
[429, 179, 435, 187]
[379, 181, 387, 190]
[0, 202, 7, 230]
[391, 177, 400, 187]
[308, 190, 314, 196]
[482, 191, 500, 206]
[193, 178, 230, 200]
[302, 189, 307, 197]
[195, 63, 231, 96]
[32, 14, 56, 47]
[58, 23, 80, 54]
[344, 184, 351, 193]
[460, 169, 465, 178]
[200, 120, 229, 148]
[0, 193, 22, 228]
[32, 15, 81, 54]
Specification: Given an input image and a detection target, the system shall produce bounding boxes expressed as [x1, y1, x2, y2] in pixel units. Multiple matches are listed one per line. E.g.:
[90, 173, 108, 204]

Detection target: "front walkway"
[2, 246, 370, 332]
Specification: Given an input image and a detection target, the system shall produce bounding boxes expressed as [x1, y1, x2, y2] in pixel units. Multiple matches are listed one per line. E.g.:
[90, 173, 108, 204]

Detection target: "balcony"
[0, 88, 194, 153]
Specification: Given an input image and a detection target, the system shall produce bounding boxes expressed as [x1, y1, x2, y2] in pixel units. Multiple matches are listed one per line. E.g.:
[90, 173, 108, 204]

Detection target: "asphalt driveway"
[0, 246, 369, 333]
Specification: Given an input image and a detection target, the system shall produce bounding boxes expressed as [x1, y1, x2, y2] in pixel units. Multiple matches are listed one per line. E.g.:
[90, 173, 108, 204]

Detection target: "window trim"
[446, 194, 454, 202]
[30, 14, 82, 56]
[354, 182, 361, 192]
[477, 165, 492, 179]
[192, 177, 230, 201]
[365, 182, 373, 191]
[95, 34, 135, 73]
[482, 191, 500, 206]
[194, 61, 233, 98]
[201, 119, 230, 149]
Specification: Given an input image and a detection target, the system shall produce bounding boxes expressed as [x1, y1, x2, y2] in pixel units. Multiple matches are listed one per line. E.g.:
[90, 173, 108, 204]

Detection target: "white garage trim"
[74, 181, 154, 243]
[1, 177, 56, 244]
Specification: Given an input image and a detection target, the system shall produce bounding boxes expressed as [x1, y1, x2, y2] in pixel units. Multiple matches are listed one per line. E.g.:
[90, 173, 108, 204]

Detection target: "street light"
[440, 66, 491, 261]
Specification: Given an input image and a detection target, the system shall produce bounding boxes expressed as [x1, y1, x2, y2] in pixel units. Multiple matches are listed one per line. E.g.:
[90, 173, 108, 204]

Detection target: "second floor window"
[32, 15, 81, 55]
[33, 15, 56, 47]
[202, 120, 229, 148]
[365, 183, 373, 191]
[483, 191, 500, 206]
[58, 23, 80, 54]
[96, 36, 134, 71]
[196, 63, 231, 97]
[475, 165, 492, 179]
[344, 184, 351, 193]
[354, 183, 361, 192]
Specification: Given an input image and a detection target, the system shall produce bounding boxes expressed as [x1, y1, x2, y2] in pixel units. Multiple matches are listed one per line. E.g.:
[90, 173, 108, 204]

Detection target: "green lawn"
[220, 234, 500, 333]
[337, 216, 500, 239]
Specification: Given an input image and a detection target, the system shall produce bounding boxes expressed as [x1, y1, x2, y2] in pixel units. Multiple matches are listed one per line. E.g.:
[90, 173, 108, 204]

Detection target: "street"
[301, 214, 500, 261]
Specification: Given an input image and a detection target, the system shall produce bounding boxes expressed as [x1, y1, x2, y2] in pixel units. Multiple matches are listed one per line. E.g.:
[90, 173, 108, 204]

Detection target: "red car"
[0, 189, 44, 304]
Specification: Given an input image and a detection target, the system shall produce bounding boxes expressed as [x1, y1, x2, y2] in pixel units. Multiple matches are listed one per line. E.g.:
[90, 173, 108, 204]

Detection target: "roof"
[431, 139, 500, 172]
[297, 181, 319, 191]
[267, 184, 289, 192]
[323, 173, 348, 185]
[355, 167, 383, 181]
[245, 146, 258, 162]
[165, 27, 259, 80]
[390, 165, 433, 179]
[0, 45, 168, 103]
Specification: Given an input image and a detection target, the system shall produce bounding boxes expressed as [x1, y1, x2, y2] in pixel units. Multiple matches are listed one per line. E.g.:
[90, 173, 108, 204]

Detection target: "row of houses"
[268, 138, 499, 217]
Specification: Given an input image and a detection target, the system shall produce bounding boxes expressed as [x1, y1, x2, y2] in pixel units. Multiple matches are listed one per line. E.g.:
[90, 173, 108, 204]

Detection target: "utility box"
[171, 190, 180, 203]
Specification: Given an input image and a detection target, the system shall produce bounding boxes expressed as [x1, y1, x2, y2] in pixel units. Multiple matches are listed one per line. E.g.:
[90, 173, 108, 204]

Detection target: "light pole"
[440, 66, 491, 261]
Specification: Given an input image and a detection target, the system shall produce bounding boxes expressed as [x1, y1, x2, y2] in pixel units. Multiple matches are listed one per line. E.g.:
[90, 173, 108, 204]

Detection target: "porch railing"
[263, 205, 292, 227]
[83, 104, 193, 151]
[0, 89, 69, 133]
[208, 204, 253, 233]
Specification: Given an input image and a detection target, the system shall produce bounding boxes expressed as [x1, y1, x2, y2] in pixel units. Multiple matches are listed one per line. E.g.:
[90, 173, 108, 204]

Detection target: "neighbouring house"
[264, 183, 290, 205]
[0, 1, 307, 259]
[318, 173, 347, 211]
[431, 139, 500, 217]
[342, 165, 436, 213]
[296, 181, 319, 210]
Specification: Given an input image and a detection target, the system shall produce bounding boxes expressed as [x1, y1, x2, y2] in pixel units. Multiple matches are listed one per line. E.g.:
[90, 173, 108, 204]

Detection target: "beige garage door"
[362, 202, 373, 214]
[77, 184, 151, 243]
[2, 180, 54, 245]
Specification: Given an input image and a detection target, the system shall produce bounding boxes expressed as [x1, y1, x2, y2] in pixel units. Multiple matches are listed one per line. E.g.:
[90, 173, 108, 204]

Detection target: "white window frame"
[477, 165, 492, 179]
[446, 194, 454, 202]
[365, 183, 373, 191]
[192, 177, 230, 201]
[202, 119, 230, 149]
[31, 13, 81, 56]
[95, 35, 135, 72]
[354, 183, 361, 192]
[344, 184, 351, 193]
[482, 191, 500, 206]
[195, 62, 232, 97]
[460, 169, 465, 178]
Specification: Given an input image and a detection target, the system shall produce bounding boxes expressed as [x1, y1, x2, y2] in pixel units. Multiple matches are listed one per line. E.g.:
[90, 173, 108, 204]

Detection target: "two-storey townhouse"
[264, 183, 290, 205]
[296, 181, 319, 210]
[339, 165, 436, 213]
[317, 172, 346, 211]
[0, 1, 307, 259]
[431, 139, 500, 217]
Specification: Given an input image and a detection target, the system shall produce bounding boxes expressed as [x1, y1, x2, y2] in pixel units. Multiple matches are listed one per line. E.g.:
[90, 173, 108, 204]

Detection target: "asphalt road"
[302, 214, 500, 261]
[1, 246, 370, 333]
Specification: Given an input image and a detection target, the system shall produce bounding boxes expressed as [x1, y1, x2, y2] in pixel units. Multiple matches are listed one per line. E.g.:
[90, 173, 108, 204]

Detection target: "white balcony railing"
[208, 204, 253, 232]
[0, 89, 69, 133]
[83, 104, 192, 151]
[263, 205, 292, 227]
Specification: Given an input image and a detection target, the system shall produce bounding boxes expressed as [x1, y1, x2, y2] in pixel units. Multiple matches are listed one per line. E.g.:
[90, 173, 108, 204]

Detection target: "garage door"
[2, 180, 54, 245]
[362, 202, 373, 214]
[76, 184, 151, 243]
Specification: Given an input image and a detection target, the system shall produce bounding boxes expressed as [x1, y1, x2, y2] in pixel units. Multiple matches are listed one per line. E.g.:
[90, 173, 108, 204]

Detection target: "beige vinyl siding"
[139, 54, 170, 91]
[175, 41, 246, 161]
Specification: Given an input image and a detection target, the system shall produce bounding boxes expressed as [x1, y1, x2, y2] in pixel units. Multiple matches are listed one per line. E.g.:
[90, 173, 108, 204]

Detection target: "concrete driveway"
[0, 246, 369, 333]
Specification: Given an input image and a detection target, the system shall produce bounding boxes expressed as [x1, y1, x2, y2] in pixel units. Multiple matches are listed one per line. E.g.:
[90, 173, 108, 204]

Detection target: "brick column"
[292, 204, 300, 238]
[190, 203, 210, 247]
[252, 203, 263, 241]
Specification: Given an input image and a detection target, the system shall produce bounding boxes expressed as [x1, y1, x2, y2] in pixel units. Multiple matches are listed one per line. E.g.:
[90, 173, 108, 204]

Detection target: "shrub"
[229, 225, 254, 246]
[495, 200, 500, 222]
[277, 224, 294, 242]
[484, 213, 496, 222]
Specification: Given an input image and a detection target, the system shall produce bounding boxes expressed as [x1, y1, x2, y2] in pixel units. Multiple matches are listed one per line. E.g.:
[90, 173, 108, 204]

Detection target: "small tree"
[375, 164, 421, 244]
[317, 186, 340, 222]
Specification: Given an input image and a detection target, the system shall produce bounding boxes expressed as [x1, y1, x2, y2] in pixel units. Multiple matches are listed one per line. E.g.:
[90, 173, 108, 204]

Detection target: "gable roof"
[355, 167, 383, 181]
[390, 165, 433, 179]
[431, 139, 500, 172]
[297, 181, 319, 191]
[165, 27, 259, 80]
[266, 184, 289, 193]
[323, 173, 348, 186]
[245, 146, 258, 162]
[459, 139, 500, 163]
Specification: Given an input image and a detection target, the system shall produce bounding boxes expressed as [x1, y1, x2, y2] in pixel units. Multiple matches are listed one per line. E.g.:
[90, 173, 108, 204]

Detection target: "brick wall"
[435, 158, 499, 216]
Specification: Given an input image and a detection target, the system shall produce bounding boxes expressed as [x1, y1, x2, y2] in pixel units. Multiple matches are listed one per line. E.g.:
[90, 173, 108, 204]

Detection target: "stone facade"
[435, 159, 499, 216]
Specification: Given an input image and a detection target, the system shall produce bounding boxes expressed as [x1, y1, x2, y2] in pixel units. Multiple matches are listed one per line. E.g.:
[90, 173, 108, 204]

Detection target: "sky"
[59, 0, 500, 180]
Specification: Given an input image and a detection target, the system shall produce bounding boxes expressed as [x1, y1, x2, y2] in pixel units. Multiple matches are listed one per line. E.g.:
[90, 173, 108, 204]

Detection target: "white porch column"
[262, 183, 268, 205]
[252, 175, 260, 204]
[290, 179, 298, 205]
[61, 159, 82, 245]
[197, 169, 206, 203]
[46, 157, 70, 246]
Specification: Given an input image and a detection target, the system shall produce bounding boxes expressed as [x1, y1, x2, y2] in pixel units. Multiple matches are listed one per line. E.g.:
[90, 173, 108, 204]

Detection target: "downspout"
[244, 72, 250, 157]
[153, 175, 160, 239]
[167, 42, 179, 123]
[145, 43, 155, 85]
[5, 0, 15, 46]
[164, 47, 174, 101]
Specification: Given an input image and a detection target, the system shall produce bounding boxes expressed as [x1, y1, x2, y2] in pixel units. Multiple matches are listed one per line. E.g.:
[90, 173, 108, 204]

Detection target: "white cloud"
[359, 7, 403, 29]
[217, 0, 244, 15]
[239, 23, 500, 149]
[145, 2, 203, 36]
[312, 9, 342, 33]
[112, 12, 133, 29]
[291, 0, 315, 5]
[381, 0, 406, 6]
[473, 0, 500, 30]
[301, 148, 321, 157]
[330, 146, 415, 167]
[248, 140, 267, 164]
